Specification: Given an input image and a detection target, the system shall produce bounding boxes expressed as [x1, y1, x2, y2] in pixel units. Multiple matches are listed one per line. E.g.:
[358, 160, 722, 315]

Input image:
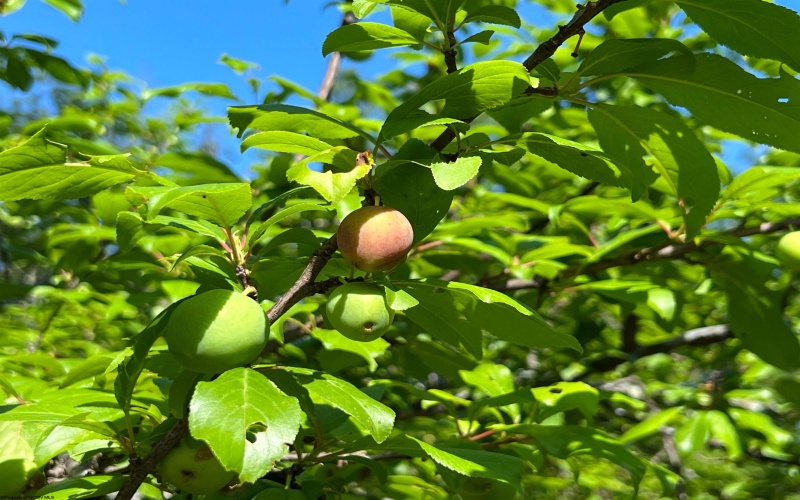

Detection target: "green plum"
[164, 289, 268, 374]
[326, 282, 395, 342]
[776, 231, 800, 271]
[0, 459, 36, 495]
[157, 437, 235, 494]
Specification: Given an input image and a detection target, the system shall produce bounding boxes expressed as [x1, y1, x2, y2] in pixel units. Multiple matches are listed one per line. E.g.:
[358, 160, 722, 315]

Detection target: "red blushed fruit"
[337, 206, 414, 272]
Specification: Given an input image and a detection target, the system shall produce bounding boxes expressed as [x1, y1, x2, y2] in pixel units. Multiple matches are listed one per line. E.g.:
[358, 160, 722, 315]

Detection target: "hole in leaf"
[246, 422, 268, 443]
[550, 388, 563, 394]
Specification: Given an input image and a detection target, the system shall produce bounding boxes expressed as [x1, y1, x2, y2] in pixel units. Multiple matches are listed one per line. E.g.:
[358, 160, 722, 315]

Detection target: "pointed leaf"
[380, 61, 530, 141]
[0, 129, 138, 202]
[676, 0, 800, 71]
[322, 22, 420, 56]
[630, 53, 800, 154]
[578, 38, 690, 77]
[588, 104, 719, 238]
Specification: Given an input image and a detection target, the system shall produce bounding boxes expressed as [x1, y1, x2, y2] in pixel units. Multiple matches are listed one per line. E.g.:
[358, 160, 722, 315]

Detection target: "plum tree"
[337, 205, 414, 272]
[326, 282, 395, 342]
[776, 231, 800, 271]
[163, 289, 268, 374]
[156, 437, 236, 494]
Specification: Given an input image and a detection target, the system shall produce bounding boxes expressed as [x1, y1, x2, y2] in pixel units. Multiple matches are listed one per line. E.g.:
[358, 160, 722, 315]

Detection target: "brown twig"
[585, 324, 734, 374]
[523, 0, 626, 72]
[117, 418, 188, 500]
[267, 237, 340, 324]
[444, 31, 458, 74]
[429, 0, 628, 153]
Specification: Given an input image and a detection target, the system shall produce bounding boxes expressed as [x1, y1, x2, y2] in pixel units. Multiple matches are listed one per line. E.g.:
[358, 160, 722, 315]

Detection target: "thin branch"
[429, 0, 628, 153]
[444, 31, 458, 74]
[267, 237, 340, 324]
[500, 217, 800, 291]
[585, 325, 734, 374]
[117, 418, 188, 500]
[523, 0, 626, 72]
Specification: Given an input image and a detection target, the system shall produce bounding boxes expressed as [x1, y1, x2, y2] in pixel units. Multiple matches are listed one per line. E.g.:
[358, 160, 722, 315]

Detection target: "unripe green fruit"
[337, 206, 414, 272]
[156, 437, 235, 494]
[164, 289, 268, 374]
[776, 231, 800, 271]
[0, 459, 35, 495]
[326, 282, 395, 342]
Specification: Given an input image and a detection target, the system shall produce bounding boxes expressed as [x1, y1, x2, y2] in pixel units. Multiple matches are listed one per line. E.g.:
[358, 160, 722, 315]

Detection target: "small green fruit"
[326, 282, 395, 342]
[776, 231, 800, 271]
[337, 206, 414, 272]
[164, 289, 268, 374]
[0, 459, 36, 495]
[157, 437, 235, 494]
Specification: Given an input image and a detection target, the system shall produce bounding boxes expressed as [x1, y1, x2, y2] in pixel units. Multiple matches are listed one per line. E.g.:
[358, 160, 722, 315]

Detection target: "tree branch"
[500, 217, 800, 291]
[585, 324, 734, 374]
[522, 0, 627, 72]
[117, 418, 188, 500]
[429, 0, 628, 153]
[267, 236, 340, 324]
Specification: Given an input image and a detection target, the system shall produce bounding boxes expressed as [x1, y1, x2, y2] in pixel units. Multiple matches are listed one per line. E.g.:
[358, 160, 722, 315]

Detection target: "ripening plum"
[337, 205, 414, 272]
[776, 231, 800, 271]
[156, 437, 235, 494]
[164, 289, 268, 374]
[326, 282, 395, 342]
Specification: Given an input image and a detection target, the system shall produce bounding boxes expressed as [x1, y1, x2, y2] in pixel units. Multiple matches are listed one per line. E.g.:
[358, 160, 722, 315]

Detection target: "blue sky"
[1, 1, 793, 175]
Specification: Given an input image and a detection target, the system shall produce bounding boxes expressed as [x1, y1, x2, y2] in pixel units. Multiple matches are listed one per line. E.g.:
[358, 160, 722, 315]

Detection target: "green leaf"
[459, 30, 494, 46]
[322, 22, 420, 56]
[705, 410, 743, 460]
[463, 5, 521, 28]
[630, 53, 800, 154]
[240, 130, 333, 155]
[143, 82, 237, 100]
[229, 104, 371, 141]
[248, 201, 334, 248]
[375, 144, 454, 243]
[3, 50, 33, 90]
[620, 407, 683, 443]
[461, 363, 518, 420]
[114, 305, 178, 414]
[0, 129, 138, 202]
[189, 368, 302, 484]
[310, 329, 390, 372]
[503, 424, 647, 488]
[287, 147, 369, 203]
[126, 182, 252, 227]
[515, 132, 643, 196]
[379, 61, 530, 141]
[713, 248, 800, 370]
[42, 0, 82, 21]
[675, 411, 710, 456]
[154, 151, 241, 185]
[574, 280, 676, 321]
[391, 5, 431, 42]
[279, 367, 396, 443]
[578, 38, 690, 77]
[429, 156, 482, 190]
[398, 279, 582, 357]
[410, 437, 523, 484]
[675, 0, 800, 71]
[531, 381, 600, 421]
[36, 475, 127, 499]
[588, 104, 719, 238]
[460, 364, 514, 398]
